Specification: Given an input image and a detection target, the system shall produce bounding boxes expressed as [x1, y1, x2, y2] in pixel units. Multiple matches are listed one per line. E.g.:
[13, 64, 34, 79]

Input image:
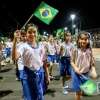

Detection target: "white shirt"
[61, 42, 74, 57]
[16, 42, 26, 70]
[76, 49, 92, 73]
[47, 42, 56, 55]
[17, 43, 45, 71]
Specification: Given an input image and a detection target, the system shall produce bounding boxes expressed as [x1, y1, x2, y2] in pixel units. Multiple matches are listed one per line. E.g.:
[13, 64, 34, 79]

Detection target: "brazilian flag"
[34, 1, 59, 25]
[80, 79, 97, 95]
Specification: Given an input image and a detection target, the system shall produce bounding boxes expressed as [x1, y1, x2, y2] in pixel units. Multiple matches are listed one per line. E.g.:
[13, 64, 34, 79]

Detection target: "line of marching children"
[0, 38, 13, 71]
[12, 23, 97, 100]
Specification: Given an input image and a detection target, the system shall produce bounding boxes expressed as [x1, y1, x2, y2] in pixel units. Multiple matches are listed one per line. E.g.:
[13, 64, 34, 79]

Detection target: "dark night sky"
[0, 0, 100, 34]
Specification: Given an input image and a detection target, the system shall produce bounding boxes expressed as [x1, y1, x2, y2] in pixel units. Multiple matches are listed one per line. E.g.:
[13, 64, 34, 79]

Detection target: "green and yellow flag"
[80, 79, 97, 95]
[57, 28, 64, 34]
[34, 1, 59, 25]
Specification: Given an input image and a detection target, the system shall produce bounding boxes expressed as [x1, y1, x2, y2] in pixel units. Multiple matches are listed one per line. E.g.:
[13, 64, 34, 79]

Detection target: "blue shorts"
[71, 69, 88, 92]
[20, 67, 44, 100]
[60, 57, 71, 76]
[5, 48, 11, 57]
[47, 55, 56, 63]
[56, 54, 60, 63]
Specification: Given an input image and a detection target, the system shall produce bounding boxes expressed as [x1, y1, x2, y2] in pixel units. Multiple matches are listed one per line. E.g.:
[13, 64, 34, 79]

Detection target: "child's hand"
[13, 30, 20, 43]
[75, 68, 81, 75]
[80, 68, 85, 74]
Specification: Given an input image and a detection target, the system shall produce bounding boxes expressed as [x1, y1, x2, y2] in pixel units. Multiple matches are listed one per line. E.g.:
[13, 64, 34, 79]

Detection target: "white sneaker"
[49, 75, 55, 80]
[64, 85, 69, 89]
[62, 87, 68, 95]
[15, 78, 20, 81]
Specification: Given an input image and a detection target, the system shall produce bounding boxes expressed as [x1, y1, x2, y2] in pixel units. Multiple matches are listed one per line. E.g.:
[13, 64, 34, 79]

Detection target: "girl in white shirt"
[60, 32, 74, 94]
[46, 35, 56, 79]
[12, 24, 45, 100]
[71, 31, 95, 100]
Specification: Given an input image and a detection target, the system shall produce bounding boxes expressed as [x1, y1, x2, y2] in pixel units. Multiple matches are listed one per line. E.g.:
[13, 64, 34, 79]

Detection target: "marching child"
[12, 23, 45, 100]
[71, 31, 95, 100]
[60, 32, 74, 94]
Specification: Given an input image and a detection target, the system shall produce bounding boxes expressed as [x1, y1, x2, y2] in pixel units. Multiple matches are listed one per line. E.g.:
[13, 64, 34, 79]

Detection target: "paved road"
[93, 48, 100, 61]
[0, 48, 100, 100]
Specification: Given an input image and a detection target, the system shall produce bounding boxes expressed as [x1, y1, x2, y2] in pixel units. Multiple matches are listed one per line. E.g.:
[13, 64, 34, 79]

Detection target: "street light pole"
[70, 14, 76, 34]
[79, 19, 81, 32]
[72, 20, 74, 34]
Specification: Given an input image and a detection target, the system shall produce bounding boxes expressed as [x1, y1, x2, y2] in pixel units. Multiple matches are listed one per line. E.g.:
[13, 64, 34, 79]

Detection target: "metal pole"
[79, 19, 81, 32]
[72, 20, 74, 34]
[21, 14, 34, 29]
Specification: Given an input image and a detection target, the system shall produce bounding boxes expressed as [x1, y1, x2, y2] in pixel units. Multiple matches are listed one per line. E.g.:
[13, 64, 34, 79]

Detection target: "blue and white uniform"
[71, 48, 93, 92]
[60, 42, 74, 76]
[17, 42, 45, 100]
[47, 42, 56, 63]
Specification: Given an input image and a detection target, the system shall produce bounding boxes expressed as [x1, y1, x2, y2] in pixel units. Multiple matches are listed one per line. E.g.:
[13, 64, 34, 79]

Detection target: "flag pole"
[21, 14, 34, 29]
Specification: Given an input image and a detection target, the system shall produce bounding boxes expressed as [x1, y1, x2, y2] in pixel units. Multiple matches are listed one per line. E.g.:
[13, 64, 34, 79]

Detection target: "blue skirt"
[60, 56, 72, 76]
[71, 69, 88, 92]
[47, 55, 56, 63]
[20, 67, 44, 100]
[5, 48, 11, 57]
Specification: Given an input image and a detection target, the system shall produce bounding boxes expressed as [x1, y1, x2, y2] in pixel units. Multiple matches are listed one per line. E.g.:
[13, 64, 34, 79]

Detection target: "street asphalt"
[0, 49, 100, 100]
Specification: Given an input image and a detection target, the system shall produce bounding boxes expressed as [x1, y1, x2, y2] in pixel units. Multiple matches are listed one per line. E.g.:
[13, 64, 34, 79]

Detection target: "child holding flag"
[12, 23, 45, 100]
[71, 31, 96, 100]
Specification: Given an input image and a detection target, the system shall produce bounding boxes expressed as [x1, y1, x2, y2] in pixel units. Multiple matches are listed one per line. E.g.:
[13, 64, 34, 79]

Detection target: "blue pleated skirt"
[19, 67, 44, 100]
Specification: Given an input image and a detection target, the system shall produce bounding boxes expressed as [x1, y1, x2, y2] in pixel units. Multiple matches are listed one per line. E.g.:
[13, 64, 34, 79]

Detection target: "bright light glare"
[64, 27, 68, 30]
[70, 14, 76, 20]
[73, 24, 76, 28]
